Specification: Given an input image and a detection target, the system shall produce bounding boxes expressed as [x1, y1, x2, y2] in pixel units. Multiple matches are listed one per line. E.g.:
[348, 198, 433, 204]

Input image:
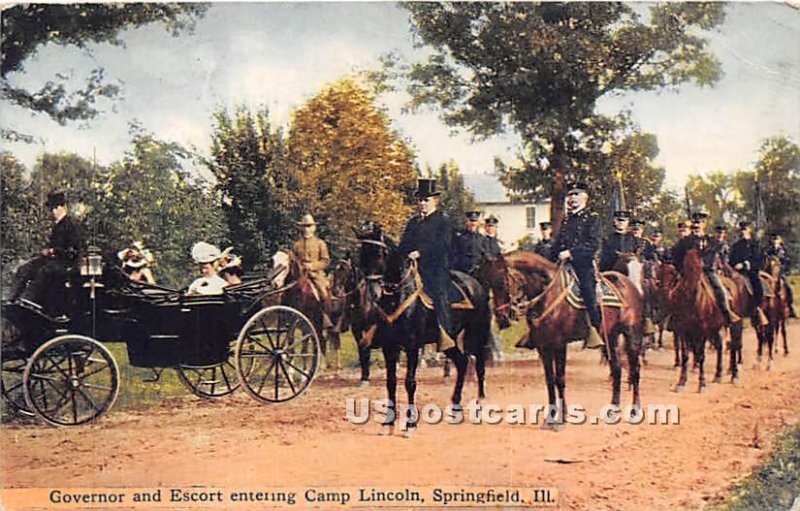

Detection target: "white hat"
[191, 242, 223, 264]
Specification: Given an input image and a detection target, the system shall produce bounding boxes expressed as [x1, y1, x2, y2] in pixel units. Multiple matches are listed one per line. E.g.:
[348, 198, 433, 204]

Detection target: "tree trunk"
[550, 142, 567, 238]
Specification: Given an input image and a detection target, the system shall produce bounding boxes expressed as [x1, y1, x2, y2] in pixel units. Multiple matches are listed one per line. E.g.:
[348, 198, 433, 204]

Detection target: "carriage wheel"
[2, 357, 33, 417]
[235, 305, 321, 404]
[176, 347, 243, 399]
[23, 335, 120, 427]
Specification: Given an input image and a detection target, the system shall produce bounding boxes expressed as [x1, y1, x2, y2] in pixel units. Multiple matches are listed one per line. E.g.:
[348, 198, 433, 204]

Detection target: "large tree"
[401, 2, 725, 230]
[287, 78, 417, 253]
[436, 160, 478, 223]
[1, 3, 207, 141]
[207, 106, 292, 268]
[756, 136, 800, 258]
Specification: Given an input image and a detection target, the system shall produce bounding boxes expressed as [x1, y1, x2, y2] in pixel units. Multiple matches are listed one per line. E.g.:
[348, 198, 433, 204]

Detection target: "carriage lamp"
[81, 245, 104, 277]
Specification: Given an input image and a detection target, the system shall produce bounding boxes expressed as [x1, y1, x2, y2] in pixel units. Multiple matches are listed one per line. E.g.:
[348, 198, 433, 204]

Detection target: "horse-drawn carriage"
[1, 247, 321, 426]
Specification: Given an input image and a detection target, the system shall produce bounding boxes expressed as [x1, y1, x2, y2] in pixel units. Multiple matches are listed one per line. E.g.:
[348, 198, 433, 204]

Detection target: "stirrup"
[584, 326, 605, 349]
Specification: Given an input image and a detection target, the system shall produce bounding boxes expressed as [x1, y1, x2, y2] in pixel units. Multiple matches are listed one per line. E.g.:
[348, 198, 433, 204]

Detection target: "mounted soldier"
[766, 233, 796, 317]
[482, 215, 502, 258]
[642, 229, 667, 264]
[729, 221, 764, 325]
[398, 178, 457, 347]
[549, 181, 604, 349]
[671, 212, 735, 326]
[714, 225, 730, 268]
[599, 210, 636, 272]
[292, 213, 333, 329]
[533, 221, 554, 259]
[452, 210, 487, 273]
[10, 191, 84, 310]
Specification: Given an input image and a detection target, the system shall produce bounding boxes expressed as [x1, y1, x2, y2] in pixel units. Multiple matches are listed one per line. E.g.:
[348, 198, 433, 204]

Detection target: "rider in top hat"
[599, 210, 636, 272]
[766, 233, 796, 317]
[549, 181, 604, 349]
[398, 178, 457, 347]
[729, 221, 765, 324]
[672, 211, 735, 325]
[452, 210, 487, 273]
[292, 213, 333, 328]
[533, 221, 554, 259]
[10, 191, 84, 308]
[482, 215, 502, 258]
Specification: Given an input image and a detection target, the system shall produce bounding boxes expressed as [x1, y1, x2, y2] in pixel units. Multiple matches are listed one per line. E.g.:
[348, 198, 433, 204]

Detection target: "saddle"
[698, 273, 741, 319]
[562, 266, 625, 309]
[758, 271, 776, 298]
[416, 270, 475, 311]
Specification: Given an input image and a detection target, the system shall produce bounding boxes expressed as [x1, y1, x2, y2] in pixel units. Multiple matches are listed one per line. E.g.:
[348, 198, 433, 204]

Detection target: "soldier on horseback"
[714, 225, 730, 267]
[630, 219, 647, 253]
[533, 221, 554, 259]
[292, 213, 334, 329]
[642, 229, 667, 263]
[398, 178, 457, 348]
[599, 210, 636, 272]
[482, 215, 502, 258]
[766, 234, 796, 317]
[671, 212, 735, 326]
[729, 221, 764, 325]
[452, 210, 487, 273]
[550, 181, 604, 349]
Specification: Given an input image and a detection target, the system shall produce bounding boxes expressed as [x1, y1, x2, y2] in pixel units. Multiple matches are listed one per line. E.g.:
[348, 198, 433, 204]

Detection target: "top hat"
[46, 192, 67, 209]
[296, 214, 317, 226]
[414, 178, 440, 198]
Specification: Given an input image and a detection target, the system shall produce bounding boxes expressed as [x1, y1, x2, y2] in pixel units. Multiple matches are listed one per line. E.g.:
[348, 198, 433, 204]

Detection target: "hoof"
[403, 428, 416, 439]
[731, 376, 740, 386]
[785, 351, 790, 357]
[712, 375, 722, 384]
[673, 385, 685, 393]
[358, 380, 369, 388]
[698, 385, 707, 394]
[767, 360, 774, 371]
[658, 347, 665, 352]
[379, 425, 394, 436]
[541, 420, 564, 432]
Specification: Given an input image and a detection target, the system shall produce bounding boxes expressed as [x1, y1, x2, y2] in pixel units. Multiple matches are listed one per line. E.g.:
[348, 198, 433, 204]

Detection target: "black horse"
[330, 256, 373, 384]
[355, 225, 491, 436]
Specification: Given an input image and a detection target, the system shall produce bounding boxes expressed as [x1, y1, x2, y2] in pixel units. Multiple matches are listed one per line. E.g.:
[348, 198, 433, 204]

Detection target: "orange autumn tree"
[287, 79, 416, 254]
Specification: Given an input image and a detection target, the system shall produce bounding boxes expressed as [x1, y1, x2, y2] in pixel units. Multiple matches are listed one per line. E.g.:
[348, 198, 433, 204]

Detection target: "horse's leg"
[446, 347, 469, 412]
[712, 331, 723, 383]
[380, 344, 400, 436]
[404, 346, 421, 436]
[475, 344, 488, 401]
[673, 332, 681, 368]
[767, 321, 775, 371]
[729, 322, 742, 384]
[553, 344, 568, 430]
[754, 325, 763, 370]
[626, 328, 642, 413]
[540, 348, 558, 430]
[675, 332, 689, 392]
[443, 358, 451, 379]
[657, 324, 665, 350]
[696, 336, 707, 393]
[358, 344, 371, 385]
[605, 328, 622, 407]
[782, 318, 789, 356]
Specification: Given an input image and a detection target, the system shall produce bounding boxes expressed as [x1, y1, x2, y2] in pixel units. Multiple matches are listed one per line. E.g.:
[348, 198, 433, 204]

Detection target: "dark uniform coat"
[730, 238, 762, 272]
[451, 230, 486, 272]
[599, 232, 638, 272]
[671, 234, 723, 273]
[483, 235, 502, 258]
[533, 238, 554, 259]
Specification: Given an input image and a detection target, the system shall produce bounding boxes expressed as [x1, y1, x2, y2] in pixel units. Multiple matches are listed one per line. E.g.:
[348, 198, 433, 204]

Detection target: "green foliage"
[757, 136, 800, 255]
[1, 3, 207, 139]
[208, 106, 293, 268]
[435, 160, 478, 223]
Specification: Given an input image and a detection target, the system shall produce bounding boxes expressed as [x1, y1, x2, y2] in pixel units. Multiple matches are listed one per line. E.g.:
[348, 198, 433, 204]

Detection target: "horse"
[329, 256, 372, 384]
[656, 249, 747, 391]
[475, 251, 644, 429]
[753, 255, 790, 369]
[356, 226, 491, 437]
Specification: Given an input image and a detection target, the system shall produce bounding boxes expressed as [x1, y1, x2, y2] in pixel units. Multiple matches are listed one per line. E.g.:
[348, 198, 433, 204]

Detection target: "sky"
[3, 2, 799, 192]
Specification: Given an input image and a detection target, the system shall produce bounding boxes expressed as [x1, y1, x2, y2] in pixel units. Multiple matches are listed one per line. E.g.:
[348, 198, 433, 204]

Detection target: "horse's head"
[354, 222, 401, 312]
[331, 257, 358, 298]
[655, 262, 679, 292]
[765, 255, 782, 279]
[682, 248, 704, 282]
[474, 254, 518, 329]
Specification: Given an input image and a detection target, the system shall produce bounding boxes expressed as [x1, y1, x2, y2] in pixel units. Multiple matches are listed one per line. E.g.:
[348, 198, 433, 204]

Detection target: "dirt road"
[2, 323, 798, 510]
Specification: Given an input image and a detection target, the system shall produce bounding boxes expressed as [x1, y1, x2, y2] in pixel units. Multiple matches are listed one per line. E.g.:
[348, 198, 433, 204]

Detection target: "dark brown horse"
[476, 251, 644, 428]
[330, 257, 373, 384]
[282, 256, 334, 369]
[656, 249, 747, 391]
[753, 256, 790, 369]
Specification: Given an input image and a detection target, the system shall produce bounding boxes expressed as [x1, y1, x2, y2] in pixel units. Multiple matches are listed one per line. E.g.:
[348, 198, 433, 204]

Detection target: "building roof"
[462, 174, 508, 203]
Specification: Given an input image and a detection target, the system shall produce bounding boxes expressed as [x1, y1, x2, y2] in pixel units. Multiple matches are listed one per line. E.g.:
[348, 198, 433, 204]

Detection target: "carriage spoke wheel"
[235, 305, 321, 404]
[177, 347, 244, 399]
[2, 356, 33, 417]
[23, 335, 120, 427]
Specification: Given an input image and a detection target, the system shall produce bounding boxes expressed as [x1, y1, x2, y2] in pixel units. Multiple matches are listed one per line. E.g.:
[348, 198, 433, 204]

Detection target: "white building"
[462, 174, 551, 248]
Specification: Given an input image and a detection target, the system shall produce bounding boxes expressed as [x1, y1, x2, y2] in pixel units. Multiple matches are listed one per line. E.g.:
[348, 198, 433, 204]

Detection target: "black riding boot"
[708, 272, 733, 326]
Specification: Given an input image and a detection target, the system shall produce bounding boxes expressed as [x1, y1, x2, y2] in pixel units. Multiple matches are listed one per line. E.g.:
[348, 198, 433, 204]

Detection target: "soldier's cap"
[465, 210, 481, 221]
[738, 221, 751, 230]
[297, 213, 317, 226]
[691, 211, 709, 222]
[191, 242, 227, 264]
[650, 229, 663, 238]
[539, 221, 552, 229]
[46, 191, 67, 209]
[630, 219, 644, 228]
[613, 210, 631, 219]
[714, 224, 727, 233]
[677, 221, 688, 229]
[485, 215, 499, 225]
[566, 181, 588, 195]
[414, 178, 441, 198]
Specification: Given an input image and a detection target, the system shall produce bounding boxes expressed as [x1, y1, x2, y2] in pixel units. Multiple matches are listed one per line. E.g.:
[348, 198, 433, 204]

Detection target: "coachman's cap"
[485, 215, 499, 225]
[46, 192, 67, 209]
[566, 181, 588, 195]
[465, 211, 481, 221]
[414, 178, 440, 198]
